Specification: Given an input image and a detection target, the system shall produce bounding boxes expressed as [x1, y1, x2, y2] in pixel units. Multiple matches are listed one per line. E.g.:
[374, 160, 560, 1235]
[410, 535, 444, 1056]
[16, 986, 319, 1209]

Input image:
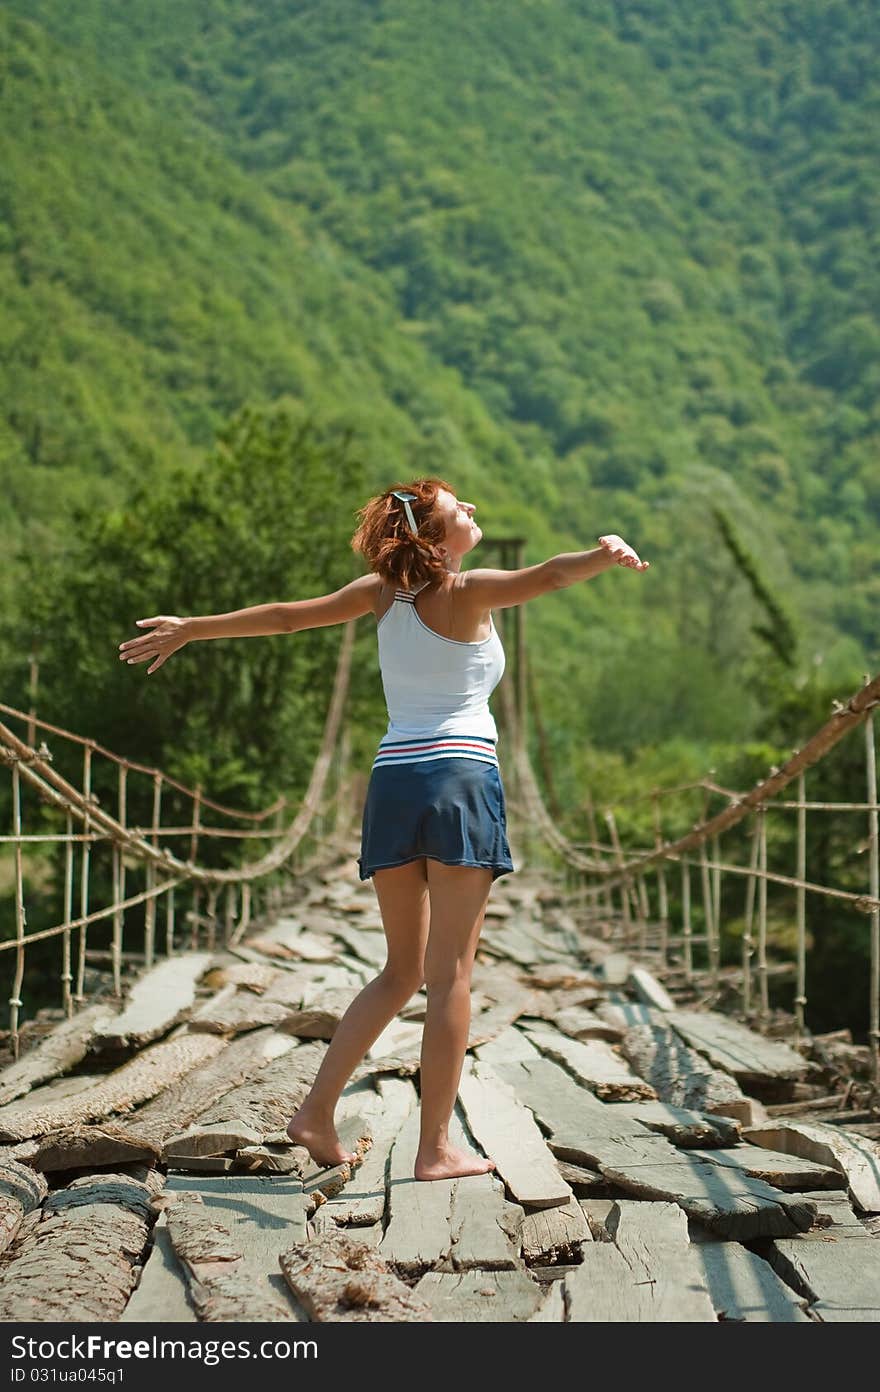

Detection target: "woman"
[118, 478, 648, 1180]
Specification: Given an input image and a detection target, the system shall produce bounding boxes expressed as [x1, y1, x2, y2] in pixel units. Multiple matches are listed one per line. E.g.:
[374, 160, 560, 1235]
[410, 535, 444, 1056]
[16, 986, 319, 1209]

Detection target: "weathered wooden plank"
[0, 1033, 225, 1142]
[606, 1100, 741, 1148]
[783, 1188, 871, 1238]
[628, 965, 676, 1011]
[467, 987, 538, 1047]
[129, 1028, 295, 1149]
[121, 1210, 198, 1323]
[480, 919, 544, 966]
[666, 1010, 808, 1087]
[0, 1006, 108, 1108]
[377, 1109, 456, 1275]
[599, 952, 633, 986]
[473, 1025, 542, 1065]
[202, 960, 280, 994]
[521, 1024, 657, 1101]
[598, 1199, 717, 1320]
[94, 952, 214, 1048]
[594, 1142, 817, 1240]
[765, 1231, 880, 1316]
[414, 1269, 545, 1322]
[549, 1007, 623, 1043]
[44, 1171, 155, 1220]
[189, 986, 293, 1035]
[444, 1104, 523, 1270]
[618, 1017, 755, 1124]
[25, 1124, 159, 1172]
[520, 1196, 591, 1263]
[0, 1201, 149, 1320]
[311, 1076, 415, 1227]
[327, 924, 387, 969]
[0, 1157, 48, 1257]
[279, 1229, 433, 1321]
[689, 1238, 810, 1322]
[741, 1120, 880, 1213]
[368, 1018, 424, 1060]
[520, 964, 602, 993]
[163, 1191, 295, 1321]
[692, 1144, 845, 1191]
[564, 1241, 704, 1322]
[163, 1041, 326, 1157]
[457, 1059, 572, 1209]
[282, 988, 361, 1040]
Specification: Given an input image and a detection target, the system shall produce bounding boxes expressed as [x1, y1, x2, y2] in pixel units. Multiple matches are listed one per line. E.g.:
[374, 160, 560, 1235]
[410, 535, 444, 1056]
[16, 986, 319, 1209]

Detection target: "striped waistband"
[371, 735, 499, 769]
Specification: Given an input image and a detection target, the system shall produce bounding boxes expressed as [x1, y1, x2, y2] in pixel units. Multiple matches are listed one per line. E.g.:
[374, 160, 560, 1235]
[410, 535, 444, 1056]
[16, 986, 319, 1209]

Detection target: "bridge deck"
[0, 849, 877, 1323]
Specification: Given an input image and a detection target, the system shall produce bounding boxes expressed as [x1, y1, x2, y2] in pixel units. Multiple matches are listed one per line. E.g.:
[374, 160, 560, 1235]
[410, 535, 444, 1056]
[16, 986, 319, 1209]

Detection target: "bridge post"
[865, 705, 879, 1083]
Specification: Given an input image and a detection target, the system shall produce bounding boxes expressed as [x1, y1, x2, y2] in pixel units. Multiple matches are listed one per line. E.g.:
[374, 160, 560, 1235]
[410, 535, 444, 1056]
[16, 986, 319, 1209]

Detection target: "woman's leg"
[286, 858, 430, 1166]
[415, 860, 495, 1181]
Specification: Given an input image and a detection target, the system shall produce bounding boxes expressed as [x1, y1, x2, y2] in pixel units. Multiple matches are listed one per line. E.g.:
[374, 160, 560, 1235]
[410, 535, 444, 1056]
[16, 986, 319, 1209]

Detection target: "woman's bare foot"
[286, 1106, 357, 1168]
[414, 1144, 497, 1181]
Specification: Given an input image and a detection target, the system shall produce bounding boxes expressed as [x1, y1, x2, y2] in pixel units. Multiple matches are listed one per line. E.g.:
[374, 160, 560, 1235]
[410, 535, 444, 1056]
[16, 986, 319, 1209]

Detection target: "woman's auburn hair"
[350, 476, 454, 589]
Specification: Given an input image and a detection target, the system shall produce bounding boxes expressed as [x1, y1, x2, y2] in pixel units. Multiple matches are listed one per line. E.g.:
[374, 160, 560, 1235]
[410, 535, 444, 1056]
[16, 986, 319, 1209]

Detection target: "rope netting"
[0, 619, 359, 1056]
[498, 668, 880, 1082]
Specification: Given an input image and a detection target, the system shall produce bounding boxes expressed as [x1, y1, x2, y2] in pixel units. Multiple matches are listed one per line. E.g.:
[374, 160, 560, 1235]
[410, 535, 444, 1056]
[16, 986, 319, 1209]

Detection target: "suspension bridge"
[0, 609, 878, 1322]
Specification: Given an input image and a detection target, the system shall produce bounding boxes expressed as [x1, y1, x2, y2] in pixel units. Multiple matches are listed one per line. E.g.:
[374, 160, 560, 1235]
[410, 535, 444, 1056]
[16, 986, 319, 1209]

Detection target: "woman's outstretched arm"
[119, 574, 379, 674]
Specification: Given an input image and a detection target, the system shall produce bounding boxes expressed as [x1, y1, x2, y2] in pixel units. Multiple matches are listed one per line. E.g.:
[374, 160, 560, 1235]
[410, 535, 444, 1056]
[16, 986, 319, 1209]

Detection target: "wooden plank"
[689, 1238, 810, 1322]
[44, 1171, 155, 1220]
[765, 1231, 880, 1316]
[456, 1059, 572, 1209]
[313, 1076, 416, 1227]
[377, 1110, 455, 1275]
[549, 1007, 623, 1043]
[741, 1120, 880, 1213]
[279, 1229, 433, 1321]
[121, 1210, 198, 1323]
[327, 924, 387, 969]
[520, 1196, 591, 1263]
[202, 961, 280, 994]
[526, 1281, 566, 1321]
[94, 952, 214, 1048]
[0, 1005, 108, 1108]
[594, 1142, 817, 1240]
[628, 965, 676, 1012]
[521, 1025, 657, 1101]
[163, 1041, 326, 1157]
[784, 1188, 871, 1238]
[414, 1269, 545, 1322]
[599, 952, 633, 986]
[606, 1100, 741, 1148]
[467, 987, 539, 1047]
[0, 1201, 149, 1320]
[0, 1157, 48, 1257]
[691, 1145, 845, 1191]
[0, 1034, 225, 1142]
[446, 1105, 523, 1270]
[281, 988, 361, 1040]
[666, 1009, 808, 1086]
[368, 1018, 424, 1060]
[473, 1025, 541, 1065]
[25, 1125, 159, 1173]
[618, 1017, 755, 1125]
[163, 1191, 296, 1321]
[602, 1199, 717, 1320]
[564, 1242, 703, 1322]
[189, 987, 293, 1035]
[129, 1028, 296, 1149]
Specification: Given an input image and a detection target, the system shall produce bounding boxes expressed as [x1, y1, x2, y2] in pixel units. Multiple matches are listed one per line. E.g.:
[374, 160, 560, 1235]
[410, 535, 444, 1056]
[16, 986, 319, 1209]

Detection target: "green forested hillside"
[1, 0, 877, 777]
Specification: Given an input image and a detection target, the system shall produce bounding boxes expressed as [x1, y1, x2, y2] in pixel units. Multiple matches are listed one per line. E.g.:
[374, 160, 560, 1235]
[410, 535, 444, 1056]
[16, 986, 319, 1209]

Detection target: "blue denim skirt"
[358, 756, 515, 882]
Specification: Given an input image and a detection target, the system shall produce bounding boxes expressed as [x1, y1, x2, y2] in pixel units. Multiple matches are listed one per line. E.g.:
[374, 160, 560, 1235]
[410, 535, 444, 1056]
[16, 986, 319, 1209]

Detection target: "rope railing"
[501, 669, 880, 1083]
[0, 619, 359, 1055]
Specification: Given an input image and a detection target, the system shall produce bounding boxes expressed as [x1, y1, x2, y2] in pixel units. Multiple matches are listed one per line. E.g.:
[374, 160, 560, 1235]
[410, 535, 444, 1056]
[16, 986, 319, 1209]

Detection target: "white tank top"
[372, 580, 506, 769]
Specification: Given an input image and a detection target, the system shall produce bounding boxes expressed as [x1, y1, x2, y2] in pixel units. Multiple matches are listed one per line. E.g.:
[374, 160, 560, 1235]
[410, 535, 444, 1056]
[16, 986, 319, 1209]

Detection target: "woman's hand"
[118, 615, 191, 675]
[597, 535, 650, 571]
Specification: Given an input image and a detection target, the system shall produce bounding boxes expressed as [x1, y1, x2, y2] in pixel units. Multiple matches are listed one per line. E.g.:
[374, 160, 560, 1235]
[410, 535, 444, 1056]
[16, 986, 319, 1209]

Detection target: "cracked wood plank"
[0, 1034, 225, 1143]
[414, 1269, 545, 1322]
[0, 1006, 108, 1108]
[377, 1109, 456, 1275]
[521, 1024, 657, 1101]
[93, 952, 214, 1048]
[457, 1058, 572, 1209]
[741, 1120, 880, 1212]
[666, 1010, 808, 1087]
[163, 1191, 295, 1321]
[163, 1041, 325, 1157]
[279, 1229, 433, 1321]
[617, 1015, 755, 1125]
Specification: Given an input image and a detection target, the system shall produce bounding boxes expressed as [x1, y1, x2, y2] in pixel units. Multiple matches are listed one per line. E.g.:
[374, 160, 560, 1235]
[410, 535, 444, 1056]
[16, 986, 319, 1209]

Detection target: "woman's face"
[437, 488, 481, 566]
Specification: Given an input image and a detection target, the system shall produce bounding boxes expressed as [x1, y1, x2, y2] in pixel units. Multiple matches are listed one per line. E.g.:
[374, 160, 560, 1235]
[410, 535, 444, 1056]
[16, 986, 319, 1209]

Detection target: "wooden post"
[681, 856, 693, 980]
[653, 791, 669, 969]
[76, 743, 94, 1003]
[865, 705, 879, 1084]
[605, 810, 631, 944]
[61, 810, 74, 1018]
[711, 830, 722, 971]
[742, 815, 760, 1016]
[9, 762, 26, 1059]
[145, 773, 162, 967]
[795, 771, 807, 1037]
[111, 762, 128, 997]
[757, 805, 769, 1030]
[699, 839, 716, 983]
[190, 783, 202, 949]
